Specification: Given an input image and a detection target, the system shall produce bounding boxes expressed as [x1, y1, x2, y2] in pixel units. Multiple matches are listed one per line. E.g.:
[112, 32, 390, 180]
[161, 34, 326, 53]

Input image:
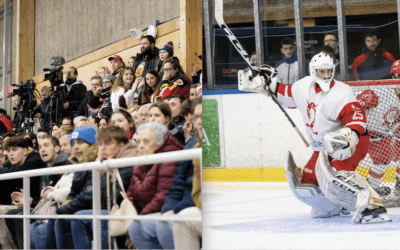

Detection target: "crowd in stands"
[265, 28, 396, 85]
[0, 34, 203, 249]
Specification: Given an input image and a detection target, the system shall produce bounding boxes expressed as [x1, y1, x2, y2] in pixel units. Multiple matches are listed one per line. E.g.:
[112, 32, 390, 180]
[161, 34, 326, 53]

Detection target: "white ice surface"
[202, 182, 400, 249]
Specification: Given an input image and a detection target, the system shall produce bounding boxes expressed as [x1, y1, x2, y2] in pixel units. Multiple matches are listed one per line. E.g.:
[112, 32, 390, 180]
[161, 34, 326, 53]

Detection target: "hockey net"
[347, 79, 400, 202]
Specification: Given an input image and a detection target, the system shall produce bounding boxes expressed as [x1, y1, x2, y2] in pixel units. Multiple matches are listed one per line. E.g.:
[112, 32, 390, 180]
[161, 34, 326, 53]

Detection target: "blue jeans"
[30, 219, 57, 249]
[71, 209, 109, 249]
[128, 212, 174, 249]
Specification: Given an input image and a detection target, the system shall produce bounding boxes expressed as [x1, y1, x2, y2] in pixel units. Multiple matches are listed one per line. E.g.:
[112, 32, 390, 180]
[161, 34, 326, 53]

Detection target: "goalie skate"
[360, 206, 392, 224]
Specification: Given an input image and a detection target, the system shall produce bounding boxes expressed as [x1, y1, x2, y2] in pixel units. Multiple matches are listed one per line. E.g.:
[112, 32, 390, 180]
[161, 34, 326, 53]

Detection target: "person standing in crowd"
[109, 55, 125, 77]
[110, 108, 136, 140]
[33, 86, 59, 129]
[132, 35, 160, 80]
[74, 75, 102, 118]
[127, 56, 136, 68]
[111, 67, 137, 110]
[59, 67, 87, 120]
[157, 41, 178, 77]
[323, 31, 354, 71]
[169, 96, 186, 134]
[352, 28, 395, 80]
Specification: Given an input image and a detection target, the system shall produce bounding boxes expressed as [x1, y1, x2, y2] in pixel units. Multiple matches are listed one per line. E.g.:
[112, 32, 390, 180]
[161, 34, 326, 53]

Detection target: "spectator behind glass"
[111, 67, 137, 110]
[352, 28, 395, 80]
[274, 37, 307, 85]
[169, 96, 186, 134]
[74, 75, 102, 118]
[51, 125, 98, 249]
[140, 70, 161, 104]
[323, 31, 354, 69]
[65, 126, 135, 249]
[173, 98, 202, 250]
[132, 35, 160, 81]
[128, 56, 136, 68]
[59, 134, 71, 154]
[60, 67, 87, 120]
[250, 51, 257, 65]
[156, 58, 191, 101]
[138, 103, 152, 124]
[108, 55, 125, 77]
[33, 86, 58, 129]
[149, 102, 185, 146]
[320, 46, 342, 80]
[111, 108, 136, 140]
[0, 109, 14, 134]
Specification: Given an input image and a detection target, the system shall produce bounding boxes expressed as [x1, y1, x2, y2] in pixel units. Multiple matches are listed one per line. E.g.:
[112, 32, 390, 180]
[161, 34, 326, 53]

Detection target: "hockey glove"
[324, 127, 359, 161]
[238, 64, 278, 96]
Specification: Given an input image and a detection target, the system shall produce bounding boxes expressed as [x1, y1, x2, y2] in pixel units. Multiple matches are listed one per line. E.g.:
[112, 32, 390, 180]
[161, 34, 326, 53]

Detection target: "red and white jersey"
[277, 76, 367, 151]
[111, 87, 135, 110]
[356, 88, 400, 136]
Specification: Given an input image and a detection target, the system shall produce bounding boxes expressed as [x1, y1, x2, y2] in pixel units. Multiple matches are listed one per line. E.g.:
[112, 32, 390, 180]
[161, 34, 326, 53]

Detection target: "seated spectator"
[75, 117, 89, 129]
[59, 67, 87, 120]
[140, 70, 161, 104]
[51, 124, 62, 140]
[191, 63, 202, 86]
[37, 128, 50, 141]
[74, 75, 102, 118]
[128, 107, 199, 249]
[181, 99, 194, 143]
[0, 108, 14, 134]
[149, 102, 185, 146]
[126, 122, 183, 245]
[88, 74, 115, 119]
[157, 41, 178, 77]
[353, 28, 395, 80]
[111, 67, 137, 110]
[138, 103, 152, 124]
[6, 135, 70, 249]
[67, 126, 136, 249]
[59, 134, 71, 154]
[130, 108, 141, 128]
[61, 116, 73, 127]
[0, 147, 6, 167]
[157, 58, 191, 100]
[132, 35, 160, 81]
[110, 108, 136, 140]
[24, 132, 38, 150]
[52, 125, 97, 249]
[274, 37, 307, 85]
[173, 97, 202, 249]
[59, 125, 74, 138]
[99, 117, 109, 130]
[169, 96, 186, 134]
[108, 55, 125, 77]
[95, 66, 109, 78]
[127, 56, 136, 68]
[189, 84, 198, 99]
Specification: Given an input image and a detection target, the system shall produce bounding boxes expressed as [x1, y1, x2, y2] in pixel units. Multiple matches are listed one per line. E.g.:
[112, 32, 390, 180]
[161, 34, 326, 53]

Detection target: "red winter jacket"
[126, 132, 184, 215]
[1, 115, 14, 133]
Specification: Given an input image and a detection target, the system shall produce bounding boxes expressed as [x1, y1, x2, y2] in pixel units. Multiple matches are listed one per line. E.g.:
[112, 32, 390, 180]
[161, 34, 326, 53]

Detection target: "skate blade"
[361, 214, 392, 224]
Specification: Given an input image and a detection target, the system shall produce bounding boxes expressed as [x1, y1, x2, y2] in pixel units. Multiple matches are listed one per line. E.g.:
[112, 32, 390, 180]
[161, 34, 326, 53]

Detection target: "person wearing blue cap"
[46, 125, 98, 249]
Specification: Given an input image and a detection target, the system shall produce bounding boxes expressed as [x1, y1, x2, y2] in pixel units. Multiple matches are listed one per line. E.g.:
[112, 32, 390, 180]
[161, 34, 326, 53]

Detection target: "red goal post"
[345, 79, 400, 202]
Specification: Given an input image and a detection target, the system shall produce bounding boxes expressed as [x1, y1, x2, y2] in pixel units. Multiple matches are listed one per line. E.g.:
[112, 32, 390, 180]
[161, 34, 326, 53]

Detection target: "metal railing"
[0, 148, 202, 250]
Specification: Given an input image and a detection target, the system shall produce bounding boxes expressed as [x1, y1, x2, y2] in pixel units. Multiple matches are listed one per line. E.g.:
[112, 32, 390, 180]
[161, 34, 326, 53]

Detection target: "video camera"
[12, 80, 37, 110]
[43, 56, 65, 87]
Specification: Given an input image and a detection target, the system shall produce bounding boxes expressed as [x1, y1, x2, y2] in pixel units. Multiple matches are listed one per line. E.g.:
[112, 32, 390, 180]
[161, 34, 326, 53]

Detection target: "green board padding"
[203, 99, 221, 168]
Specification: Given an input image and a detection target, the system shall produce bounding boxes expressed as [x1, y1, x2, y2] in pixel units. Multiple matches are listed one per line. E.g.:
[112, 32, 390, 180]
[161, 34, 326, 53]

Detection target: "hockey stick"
[214, 0, 310, 147]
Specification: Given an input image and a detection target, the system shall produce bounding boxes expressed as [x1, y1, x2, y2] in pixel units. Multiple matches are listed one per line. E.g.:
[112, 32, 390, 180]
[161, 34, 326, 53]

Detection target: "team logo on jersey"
[174, 79, 183, 86]
[382, 106, 400, 126]
[305, 100, 318, 135]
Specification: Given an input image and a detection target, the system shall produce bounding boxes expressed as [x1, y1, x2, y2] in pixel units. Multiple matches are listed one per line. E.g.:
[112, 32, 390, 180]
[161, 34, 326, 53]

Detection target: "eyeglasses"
[140, 113, 149, 118]
[191, 114, 202, 122]
[164, 68, 174, 72]
[324, 39, 337, 44]
[102, 80, 111, 85]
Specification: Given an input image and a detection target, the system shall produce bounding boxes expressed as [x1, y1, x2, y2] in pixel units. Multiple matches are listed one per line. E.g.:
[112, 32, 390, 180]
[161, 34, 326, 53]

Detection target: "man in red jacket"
[0, 109, 14, 134]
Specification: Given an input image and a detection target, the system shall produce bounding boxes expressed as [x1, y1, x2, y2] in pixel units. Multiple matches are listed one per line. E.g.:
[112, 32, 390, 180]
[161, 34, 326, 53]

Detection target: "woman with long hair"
[110, 67, 137, 110]
[139, 70, 161, 105]
[158, 58, 191, 101]
[110, 108, 136, 140]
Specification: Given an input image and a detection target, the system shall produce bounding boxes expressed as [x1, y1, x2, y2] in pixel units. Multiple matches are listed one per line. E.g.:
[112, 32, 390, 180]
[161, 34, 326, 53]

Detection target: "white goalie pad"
[315, 150, 371, 222]
[285, 151, 343, 218]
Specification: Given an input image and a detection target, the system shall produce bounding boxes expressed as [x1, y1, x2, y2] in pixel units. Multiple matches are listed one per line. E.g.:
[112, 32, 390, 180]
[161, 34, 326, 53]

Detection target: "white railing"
[0, 148, 201, 250]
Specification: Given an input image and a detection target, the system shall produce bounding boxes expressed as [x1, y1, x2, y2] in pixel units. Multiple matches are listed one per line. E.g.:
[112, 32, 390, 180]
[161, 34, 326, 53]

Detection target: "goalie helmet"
[391, 60, 400, 78]
[309, 53, 335, 92]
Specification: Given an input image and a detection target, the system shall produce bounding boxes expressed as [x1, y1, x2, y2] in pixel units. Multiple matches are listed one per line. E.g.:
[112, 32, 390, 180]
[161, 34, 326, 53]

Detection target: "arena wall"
[203, 91, 313, 182]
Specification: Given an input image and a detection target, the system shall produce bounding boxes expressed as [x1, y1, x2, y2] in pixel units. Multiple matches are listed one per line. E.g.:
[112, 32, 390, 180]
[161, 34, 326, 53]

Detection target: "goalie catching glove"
[238, 65, 279, 96]
[324, 127, 359, 160]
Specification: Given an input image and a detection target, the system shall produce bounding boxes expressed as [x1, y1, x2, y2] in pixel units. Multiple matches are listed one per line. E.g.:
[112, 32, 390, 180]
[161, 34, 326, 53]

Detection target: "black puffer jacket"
[58, 80, 87, 119]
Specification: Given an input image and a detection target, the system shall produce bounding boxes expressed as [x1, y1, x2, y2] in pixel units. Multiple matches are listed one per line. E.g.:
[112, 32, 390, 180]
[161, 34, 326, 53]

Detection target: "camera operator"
[59, 67, 87, 120]
[33, 86, 58, 129]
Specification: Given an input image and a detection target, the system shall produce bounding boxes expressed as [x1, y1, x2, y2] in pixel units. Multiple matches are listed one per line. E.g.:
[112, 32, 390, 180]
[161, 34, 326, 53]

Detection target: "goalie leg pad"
[315, 150, 385, 222]
[285, 151, 343, 218]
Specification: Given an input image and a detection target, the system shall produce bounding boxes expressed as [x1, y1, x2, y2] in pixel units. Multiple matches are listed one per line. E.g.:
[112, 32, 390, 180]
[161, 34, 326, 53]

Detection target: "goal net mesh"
[348, 79, 400, 201]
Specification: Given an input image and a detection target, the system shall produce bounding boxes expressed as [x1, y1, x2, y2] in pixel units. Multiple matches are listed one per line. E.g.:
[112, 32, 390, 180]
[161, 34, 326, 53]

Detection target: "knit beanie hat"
[102, 74, 116, 84]
[70, 125, 97, 146]
[159, 41, 174, 57]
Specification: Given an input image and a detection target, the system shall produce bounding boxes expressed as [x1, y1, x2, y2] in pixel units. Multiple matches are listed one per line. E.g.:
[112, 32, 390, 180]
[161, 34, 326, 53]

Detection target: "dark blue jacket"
[161, 138, 197, 214]
[56, 170, 92, 214]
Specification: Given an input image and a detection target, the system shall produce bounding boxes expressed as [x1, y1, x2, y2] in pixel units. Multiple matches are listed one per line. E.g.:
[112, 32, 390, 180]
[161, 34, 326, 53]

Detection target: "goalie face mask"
[310, 53, 335, 92]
